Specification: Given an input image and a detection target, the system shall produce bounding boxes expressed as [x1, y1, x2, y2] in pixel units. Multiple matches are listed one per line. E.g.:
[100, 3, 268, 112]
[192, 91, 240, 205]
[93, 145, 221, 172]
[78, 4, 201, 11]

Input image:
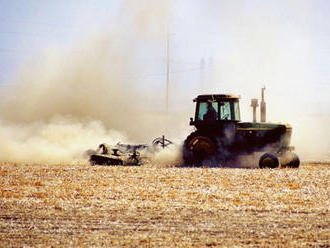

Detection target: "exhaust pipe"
[260, 87, 266, 122]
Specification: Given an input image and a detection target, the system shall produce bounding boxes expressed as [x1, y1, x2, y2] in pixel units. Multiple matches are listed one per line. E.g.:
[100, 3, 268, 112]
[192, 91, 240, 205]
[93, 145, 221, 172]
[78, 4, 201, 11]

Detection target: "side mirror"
[189, 117, 194, 125]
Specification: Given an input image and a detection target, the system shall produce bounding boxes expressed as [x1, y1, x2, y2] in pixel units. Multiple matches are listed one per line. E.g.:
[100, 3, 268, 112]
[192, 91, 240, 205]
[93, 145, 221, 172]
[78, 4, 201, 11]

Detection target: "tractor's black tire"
[183, 131, 199, 165]
[259, 153, 279, 169]
[282, 152, 300, 168]
[183, 131, 218, 166]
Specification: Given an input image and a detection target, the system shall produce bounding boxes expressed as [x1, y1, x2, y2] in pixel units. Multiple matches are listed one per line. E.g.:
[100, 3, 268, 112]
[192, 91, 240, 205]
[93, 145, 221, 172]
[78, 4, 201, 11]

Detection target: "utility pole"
[166, 31, 170, 113]
[200, 58, 205, 91]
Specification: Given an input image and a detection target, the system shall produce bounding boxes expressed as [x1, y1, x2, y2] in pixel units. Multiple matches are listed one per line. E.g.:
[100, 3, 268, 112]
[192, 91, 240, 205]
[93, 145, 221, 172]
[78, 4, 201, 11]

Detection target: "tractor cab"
[190, 94, 241, 129]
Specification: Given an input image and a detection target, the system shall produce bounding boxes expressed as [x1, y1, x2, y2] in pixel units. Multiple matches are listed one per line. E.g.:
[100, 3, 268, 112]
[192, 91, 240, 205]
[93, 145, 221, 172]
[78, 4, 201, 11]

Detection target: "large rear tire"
[183, 131, 217, 165]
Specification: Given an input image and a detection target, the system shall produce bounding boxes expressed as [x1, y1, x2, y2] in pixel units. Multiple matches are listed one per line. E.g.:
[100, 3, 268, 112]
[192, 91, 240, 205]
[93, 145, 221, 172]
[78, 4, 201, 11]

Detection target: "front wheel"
[281, 152, 300, 168]
[259, 153, 279, 169]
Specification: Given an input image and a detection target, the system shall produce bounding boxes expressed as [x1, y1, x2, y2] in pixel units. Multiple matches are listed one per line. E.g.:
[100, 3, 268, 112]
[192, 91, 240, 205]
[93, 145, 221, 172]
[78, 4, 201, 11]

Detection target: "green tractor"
[183, 94, 300, 168]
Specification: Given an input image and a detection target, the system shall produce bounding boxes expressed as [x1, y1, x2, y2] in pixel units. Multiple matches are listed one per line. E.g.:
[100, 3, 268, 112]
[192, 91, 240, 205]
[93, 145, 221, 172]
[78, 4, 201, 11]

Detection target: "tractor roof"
[194, 94, 240, 102]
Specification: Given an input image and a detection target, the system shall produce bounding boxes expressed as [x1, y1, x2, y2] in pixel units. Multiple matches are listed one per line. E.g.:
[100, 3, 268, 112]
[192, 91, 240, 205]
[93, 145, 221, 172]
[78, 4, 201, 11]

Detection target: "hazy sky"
[0, 0, 329, 159]
[1, 1, 329, 104]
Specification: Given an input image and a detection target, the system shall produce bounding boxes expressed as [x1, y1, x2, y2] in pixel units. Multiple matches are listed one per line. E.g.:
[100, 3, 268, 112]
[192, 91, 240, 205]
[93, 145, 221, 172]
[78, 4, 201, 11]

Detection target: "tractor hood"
[237, 122, 292, 130]
[236, 122, 293, 150]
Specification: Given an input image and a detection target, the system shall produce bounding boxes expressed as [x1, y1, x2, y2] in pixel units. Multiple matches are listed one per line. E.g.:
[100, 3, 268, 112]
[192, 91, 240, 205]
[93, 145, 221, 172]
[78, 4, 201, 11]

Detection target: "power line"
[122, 67, 201, 79]
[0, 17, 81, 29]
[0, 31, 45, 36]
[0, 30, 73, 37]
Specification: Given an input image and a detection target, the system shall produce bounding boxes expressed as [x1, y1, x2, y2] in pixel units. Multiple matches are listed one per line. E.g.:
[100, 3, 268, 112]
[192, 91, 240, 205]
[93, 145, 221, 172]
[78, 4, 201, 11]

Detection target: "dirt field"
[0, 162, 329, 247]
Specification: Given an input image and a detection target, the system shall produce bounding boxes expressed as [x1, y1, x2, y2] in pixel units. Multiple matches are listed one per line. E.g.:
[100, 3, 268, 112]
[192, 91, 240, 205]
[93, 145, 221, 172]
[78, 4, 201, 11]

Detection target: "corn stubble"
[0, 162, 329, 247]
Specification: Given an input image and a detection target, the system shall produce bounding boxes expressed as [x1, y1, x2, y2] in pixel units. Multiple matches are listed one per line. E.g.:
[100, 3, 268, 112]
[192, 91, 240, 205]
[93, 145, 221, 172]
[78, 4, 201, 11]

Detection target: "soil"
[0, 162, 329, 247]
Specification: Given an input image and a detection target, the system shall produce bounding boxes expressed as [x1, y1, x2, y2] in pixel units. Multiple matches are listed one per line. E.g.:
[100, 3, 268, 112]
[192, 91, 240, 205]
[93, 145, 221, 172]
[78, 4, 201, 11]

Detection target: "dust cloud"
[0, 0, 185, 164]
[149, 144, 183, 168]
[0, 117, 126, 164]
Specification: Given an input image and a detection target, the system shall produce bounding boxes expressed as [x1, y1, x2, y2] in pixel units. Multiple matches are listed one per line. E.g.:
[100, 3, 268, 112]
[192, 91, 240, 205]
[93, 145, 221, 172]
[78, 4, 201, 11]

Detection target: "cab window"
[220, 102, 231, 120]
[234, 101, 240, 121]
[198, 102, 218, 120]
